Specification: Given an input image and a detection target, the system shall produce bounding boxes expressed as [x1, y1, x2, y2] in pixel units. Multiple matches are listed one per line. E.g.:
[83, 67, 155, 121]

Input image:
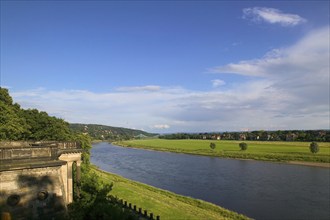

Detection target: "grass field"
[116, 139, 330, 164]
[91, 166, 250, 220]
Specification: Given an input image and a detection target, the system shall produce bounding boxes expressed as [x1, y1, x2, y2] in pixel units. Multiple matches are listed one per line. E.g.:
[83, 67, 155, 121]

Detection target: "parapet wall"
[0, 141, 82, 219]
[0, 141, 80, 148]
[0, 141, 82, 171]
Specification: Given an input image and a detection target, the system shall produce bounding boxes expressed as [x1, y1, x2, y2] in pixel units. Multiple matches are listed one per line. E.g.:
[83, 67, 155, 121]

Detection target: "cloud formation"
[152, 124, 170, 129]
[212, 79, 226, 88]
[115, 85, 161, 92]
[210, 26, 329, 127]
[11, 27, 329, 133]
[243, 7, 306, 26]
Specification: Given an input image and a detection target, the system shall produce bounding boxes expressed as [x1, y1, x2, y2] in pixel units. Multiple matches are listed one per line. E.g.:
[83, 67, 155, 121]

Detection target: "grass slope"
[91, 166, 250, 220]
[116, 139, 330, 164]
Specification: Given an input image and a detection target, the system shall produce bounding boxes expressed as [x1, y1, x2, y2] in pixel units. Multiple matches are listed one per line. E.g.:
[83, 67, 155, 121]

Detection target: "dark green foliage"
[0, 88, 14, 105]
[210, 142, 216, 150]
[68, 172, 112, 220]
[239, 142, 248, 151]
[159, 130, 330, 142]
[0, 102, 29, 140]
[0, 87, 74, 141]
[309, 142, 319, 154]
[19, 109, 74, 141]
[75, 134, 92, 172]
[68, 171, 138, 220]
[0, 88, 30, 140]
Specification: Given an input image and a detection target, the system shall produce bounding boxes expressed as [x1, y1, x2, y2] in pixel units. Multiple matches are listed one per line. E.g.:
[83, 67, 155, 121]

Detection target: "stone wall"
[0, 166, 66, 219]
[0, 141, 82, 219]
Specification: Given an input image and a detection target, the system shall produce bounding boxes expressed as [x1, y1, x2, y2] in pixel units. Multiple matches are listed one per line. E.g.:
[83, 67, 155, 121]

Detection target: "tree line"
[159, 129, 330, 142]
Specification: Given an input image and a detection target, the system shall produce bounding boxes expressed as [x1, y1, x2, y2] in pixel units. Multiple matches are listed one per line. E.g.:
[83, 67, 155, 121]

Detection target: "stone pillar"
[58, 152, 82, 204]
[67, 161, 73, 203]
[76, 160, 81, 199]
[60, 164, 68, 204]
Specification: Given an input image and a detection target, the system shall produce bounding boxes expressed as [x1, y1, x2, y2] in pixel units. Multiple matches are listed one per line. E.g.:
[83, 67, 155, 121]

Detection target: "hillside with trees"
[70, 123, 157, 141]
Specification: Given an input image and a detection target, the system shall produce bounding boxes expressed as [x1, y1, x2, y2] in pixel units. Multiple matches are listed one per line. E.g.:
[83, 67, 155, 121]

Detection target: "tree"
[0, 89, 30, 140]
[239, 142, 248, 151]
[309, 142, 319, 154]
[210, 142, 216, 150]
[0, 87, 13, 105]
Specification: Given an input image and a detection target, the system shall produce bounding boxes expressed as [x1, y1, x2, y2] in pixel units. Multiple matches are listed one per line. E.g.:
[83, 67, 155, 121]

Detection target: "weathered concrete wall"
[0, 141, 82, 219]
[0, 166, 66, 219]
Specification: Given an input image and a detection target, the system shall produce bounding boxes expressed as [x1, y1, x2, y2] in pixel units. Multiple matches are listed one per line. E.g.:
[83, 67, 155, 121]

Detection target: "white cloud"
[209, 60, 266, 77]
[0, 85, 12, 89]
[243, 7, 306, 26]
[152, 124, 170, 129]
[211, 79, 226, 88]
[211, 27, 329, 80]
[210, 26, 329, 128]
[115, 85, 161, 92]
[10, 27, 329, 133]
[11, 87, 185, 132]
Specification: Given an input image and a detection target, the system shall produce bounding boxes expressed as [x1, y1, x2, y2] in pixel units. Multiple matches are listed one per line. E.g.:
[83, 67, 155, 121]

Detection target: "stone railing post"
[67, 161, 73, 203]
[76, 160, 81, 198]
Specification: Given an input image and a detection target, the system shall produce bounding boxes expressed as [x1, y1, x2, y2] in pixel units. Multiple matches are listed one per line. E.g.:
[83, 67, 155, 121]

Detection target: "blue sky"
[1, 1, 329, 133]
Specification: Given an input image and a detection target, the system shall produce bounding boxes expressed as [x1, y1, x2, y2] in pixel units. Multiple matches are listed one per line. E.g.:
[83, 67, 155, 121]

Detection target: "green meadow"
[91, 166, 250, 220]
[116, 139, 330, 164]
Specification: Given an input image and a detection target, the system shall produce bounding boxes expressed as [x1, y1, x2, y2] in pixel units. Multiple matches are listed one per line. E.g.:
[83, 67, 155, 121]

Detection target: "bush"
[309, 142, 319, 154]
[210, 142, 216, 150]
[239, 142, 248, 151]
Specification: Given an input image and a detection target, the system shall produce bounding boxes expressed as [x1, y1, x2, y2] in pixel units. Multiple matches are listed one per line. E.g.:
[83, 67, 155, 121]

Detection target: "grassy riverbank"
[91, 166, 250, 220]
[115, 139, 330, 165]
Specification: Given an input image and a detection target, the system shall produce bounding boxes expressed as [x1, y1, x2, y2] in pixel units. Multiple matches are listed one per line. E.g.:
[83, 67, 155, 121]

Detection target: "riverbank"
[287, 161, 330, 168]
[91, 166, 250, 220]
[114, 139, 330, 167]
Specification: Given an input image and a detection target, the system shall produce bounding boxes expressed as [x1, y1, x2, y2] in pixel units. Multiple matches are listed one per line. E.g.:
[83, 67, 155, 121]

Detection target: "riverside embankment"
[116, 139, 330, 166]
[91, 166, 250, 220]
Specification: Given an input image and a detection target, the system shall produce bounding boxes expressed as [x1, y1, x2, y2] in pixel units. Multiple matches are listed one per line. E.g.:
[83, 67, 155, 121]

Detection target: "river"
[91, 142, 330, 220]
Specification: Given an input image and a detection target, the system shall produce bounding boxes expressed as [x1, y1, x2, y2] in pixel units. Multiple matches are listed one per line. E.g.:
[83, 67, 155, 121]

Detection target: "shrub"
[309, 142, 319, 154]
[239, 142, 248, 151]
[210, 142, 216, 150]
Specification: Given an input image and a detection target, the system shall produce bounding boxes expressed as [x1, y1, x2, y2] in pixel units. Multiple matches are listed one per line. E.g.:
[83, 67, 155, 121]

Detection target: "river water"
[91, 142, 330, 220]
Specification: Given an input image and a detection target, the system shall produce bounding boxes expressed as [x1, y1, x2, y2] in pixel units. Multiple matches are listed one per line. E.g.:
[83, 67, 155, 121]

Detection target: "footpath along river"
[91, 142, 330, 220]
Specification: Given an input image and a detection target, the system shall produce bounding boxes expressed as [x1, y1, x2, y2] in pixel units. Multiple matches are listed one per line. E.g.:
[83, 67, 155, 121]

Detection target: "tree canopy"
[239, 142, 248, 151]
[309, 142, 320, 154]
[0, 88, 74, 141]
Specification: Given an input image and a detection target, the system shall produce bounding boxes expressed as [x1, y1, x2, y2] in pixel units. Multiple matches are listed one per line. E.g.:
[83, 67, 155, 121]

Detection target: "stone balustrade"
[0, 141, 82, 163]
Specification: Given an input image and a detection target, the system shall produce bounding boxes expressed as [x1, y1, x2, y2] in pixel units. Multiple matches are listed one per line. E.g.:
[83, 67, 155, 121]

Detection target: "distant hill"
[69, 123, 157, 140]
